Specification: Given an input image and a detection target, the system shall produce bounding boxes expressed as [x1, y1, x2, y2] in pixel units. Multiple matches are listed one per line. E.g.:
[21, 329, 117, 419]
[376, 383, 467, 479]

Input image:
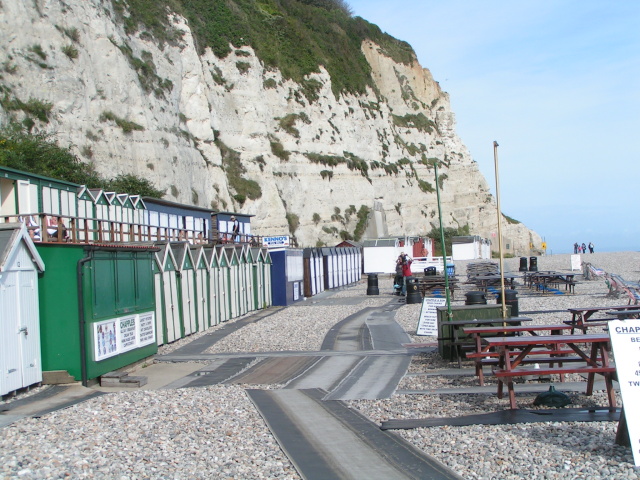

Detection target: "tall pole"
[493, 141, 508, 320]
[434, 161, 452, 319]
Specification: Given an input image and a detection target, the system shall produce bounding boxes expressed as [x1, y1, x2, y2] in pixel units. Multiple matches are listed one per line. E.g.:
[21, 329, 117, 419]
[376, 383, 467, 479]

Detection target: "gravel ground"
[352, 251, 640, 480]
[1, 251, 638, 479]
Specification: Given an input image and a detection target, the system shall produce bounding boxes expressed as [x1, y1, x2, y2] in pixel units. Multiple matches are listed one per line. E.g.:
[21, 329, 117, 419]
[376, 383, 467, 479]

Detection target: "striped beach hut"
[154, 244, 180, 344]
[171, 243, 196, 336]
[192, 245, 210, 331]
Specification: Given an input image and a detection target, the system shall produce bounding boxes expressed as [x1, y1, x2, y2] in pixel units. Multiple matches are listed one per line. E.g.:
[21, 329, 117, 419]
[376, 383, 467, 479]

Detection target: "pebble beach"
[1, 251, 639, 479]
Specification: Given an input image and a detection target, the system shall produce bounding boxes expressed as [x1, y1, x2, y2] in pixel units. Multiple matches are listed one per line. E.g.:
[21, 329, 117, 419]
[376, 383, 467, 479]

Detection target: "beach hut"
[172, 243, 196, 336]
[89, 189, 112, 242]
[37, 243, 156, 384]
[262, 248, 273, 307]
[192, 245, 210, 331]
[251, 247, 264, 310]
[154, 244, 181, 344]
[321, 248, 334, 289]
[303, 249, 316, 297]
[204, 247, 220, 326]
[235, 245, 249, 316]
[217, 246, 231, 322]
[224, 246, 241, 318]
[243, 246, 256, 312]
[270, 247, 304, 305]
[0, 223, 45, 396]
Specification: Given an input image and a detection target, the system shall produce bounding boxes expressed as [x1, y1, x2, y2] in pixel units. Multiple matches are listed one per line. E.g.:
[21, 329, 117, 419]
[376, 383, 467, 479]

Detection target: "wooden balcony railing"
[1, 213, 263, 247]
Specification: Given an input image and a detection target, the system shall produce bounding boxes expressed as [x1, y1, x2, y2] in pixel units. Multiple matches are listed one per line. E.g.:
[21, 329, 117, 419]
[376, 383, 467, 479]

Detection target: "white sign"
[417, 297, 447, 336]
[263, 235, 290, 248]
[119, 315, 138, 353]
[570, 254, 581, 271]
[609, 319, 640, 466]
[93, 312, 156, 361]
[139, 312, 156, 346]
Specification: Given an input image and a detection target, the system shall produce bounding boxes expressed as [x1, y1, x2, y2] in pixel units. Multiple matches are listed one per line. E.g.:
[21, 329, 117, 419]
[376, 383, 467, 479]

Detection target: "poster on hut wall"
[416, 298, 447, 336]
[609, 319, 640, 466]
[93, 312, 156, 361]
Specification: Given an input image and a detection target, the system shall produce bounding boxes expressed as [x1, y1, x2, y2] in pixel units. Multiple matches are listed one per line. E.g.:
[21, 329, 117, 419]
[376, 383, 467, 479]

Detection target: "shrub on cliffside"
[0, 126, 164, 198]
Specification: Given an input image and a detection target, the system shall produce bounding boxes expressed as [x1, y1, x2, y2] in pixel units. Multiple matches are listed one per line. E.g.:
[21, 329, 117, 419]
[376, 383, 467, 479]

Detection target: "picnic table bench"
[416, 275, 458, 300]
[470, 273, 520, 292]
[483, 333, 616, 409]
[444, 317, 531, 367]
[464, 323, 577, 385]
[567, 305, 639, 332]
[526, 271, 579, 294]
[606, 309, 640, 319]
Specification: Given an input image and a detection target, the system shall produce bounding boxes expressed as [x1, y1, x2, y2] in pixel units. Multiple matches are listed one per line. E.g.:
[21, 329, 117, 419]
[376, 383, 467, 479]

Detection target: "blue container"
[446, 264, 455, 276]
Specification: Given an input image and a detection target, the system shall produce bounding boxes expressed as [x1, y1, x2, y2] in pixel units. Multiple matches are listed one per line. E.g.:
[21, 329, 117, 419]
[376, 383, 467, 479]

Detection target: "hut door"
[18, 270, 41, 387]
[0, 270, 41, 394]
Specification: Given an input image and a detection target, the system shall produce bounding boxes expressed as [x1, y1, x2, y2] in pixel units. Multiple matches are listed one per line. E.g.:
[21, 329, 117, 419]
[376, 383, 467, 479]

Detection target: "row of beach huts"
[0, 166, 362, 396]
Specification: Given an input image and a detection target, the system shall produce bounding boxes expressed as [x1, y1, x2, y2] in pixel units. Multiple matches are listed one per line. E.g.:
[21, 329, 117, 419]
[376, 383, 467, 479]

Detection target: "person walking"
[588, 242, 594, 254]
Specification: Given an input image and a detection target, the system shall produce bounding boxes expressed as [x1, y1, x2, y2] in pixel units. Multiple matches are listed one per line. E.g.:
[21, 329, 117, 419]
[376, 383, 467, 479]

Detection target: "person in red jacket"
[398, 253, 413, 295]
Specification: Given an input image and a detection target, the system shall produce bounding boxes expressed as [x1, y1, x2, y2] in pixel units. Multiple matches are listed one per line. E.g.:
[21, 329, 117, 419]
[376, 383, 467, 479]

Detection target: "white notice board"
[416, 298, 447, 336]
[609, 319, 640, 466]
[570, 254, 581, 271]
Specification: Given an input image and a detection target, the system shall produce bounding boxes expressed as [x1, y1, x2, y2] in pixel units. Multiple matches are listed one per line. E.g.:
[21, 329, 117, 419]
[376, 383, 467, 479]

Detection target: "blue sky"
[347, 0, 639, 254]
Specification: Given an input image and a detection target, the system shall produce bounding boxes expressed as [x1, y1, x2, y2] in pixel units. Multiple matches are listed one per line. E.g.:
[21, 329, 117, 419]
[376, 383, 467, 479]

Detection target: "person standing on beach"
[581, 243, 587, 254]
[398, 253, 412, 296]
[574, 242, 579, 254]
[588, 242, 594, 253]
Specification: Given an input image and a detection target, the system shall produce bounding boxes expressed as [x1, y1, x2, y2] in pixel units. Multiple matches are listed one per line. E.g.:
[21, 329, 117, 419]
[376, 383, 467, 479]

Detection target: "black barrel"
[519, 257, 528, 272]
[406, 277, 422, 304]
[496, 289, 519, 317]
[366, 273, 379, 295]
[465, 291, 487, 305]
[529, 256, 538, 272]
[424, 266, 437, 276]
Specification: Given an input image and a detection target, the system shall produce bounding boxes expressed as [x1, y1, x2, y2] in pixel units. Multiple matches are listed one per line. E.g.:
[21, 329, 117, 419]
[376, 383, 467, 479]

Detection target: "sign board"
[263, 235, 290, 248]
[93, 312, 156, 361]
[570, 254, 581, 271]
[609, 319, 640, 466]
[417, 297, 447, 336]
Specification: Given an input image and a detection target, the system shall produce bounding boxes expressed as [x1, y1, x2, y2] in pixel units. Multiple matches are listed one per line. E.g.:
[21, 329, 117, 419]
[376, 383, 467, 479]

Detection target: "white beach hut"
[0, 223, 45, 396]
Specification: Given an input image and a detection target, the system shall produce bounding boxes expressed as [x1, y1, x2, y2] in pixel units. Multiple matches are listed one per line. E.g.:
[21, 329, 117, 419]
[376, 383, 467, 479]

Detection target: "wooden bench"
[483, 334, 616, 409]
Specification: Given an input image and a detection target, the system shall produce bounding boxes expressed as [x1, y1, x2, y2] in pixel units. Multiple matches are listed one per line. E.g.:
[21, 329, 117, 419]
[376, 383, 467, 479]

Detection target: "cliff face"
[0, 0, 542, 253]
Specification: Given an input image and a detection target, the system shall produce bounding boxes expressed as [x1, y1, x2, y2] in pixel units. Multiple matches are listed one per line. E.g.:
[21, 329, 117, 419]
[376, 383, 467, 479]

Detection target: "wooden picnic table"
[471, 273, 520, 291]
[463, 323, 575, 385]
[417, 275, 458, 299]
[483, 333, 616, 409]
[444, 317, 531, 367]
[567, 305, 639, 331]
[526, 271, 579, 293]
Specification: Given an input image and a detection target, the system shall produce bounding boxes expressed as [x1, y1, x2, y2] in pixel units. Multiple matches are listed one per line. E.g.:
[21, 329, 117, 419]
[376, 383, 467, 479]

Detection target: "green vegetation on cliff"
[0, 126, 165, 197]
[114, 0, 416, 96]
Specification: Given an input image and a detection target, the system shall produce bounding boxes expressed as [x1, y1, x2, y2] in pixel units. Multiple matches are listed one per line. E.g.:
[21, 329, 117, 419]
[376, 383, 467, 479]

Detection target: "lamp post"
[493, 141, 508, 320]
[434, 160, 452, 320]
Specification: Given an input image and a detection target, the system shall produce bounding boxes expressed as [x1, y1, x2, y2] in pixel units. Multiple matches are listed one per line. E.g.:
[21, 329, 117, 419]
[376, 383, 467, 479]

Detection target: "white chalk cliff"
[0, 0, 542, 254]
